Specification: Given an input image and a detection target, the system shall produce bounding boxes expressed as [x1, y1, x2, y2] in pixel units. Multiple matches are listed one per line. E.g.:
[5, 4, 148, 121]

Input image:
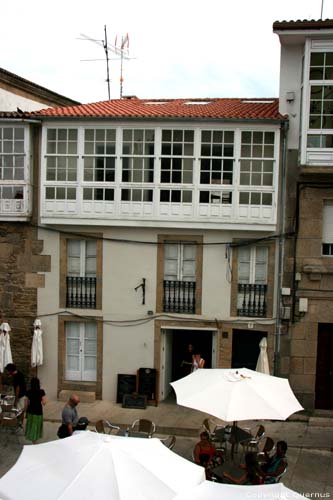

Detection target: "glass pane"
[262, 193, 272, 205]
[239, 192, 249, 204]
[310, 52, 324, 66]
[251, 192, 261, 204]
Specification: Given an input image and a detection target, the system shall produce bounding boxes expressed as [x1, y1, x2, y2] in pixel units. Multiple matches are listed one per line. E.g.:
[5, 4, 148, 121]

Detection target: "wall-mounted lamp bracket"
[134, 278, 146, 305]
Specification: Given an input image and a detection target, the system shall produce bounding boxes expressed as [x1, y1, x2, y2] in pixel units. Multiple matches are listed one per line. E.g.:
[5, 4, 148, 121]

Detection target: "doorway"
[160, 328, 216, 401]
[315, 323, 333, 409]
[231, 329, 267, 371]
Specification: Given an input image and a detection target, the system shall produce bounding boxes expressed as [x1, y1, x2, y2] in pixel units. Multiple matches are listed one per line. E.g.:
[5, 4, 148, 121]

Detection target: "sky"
[2, 0, 333, 104]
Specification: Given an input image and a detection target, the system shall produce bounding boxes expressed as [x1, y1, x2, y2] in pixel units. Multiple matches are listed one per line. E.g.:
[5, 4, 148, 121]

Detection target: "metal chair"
[202, 418, 227, 452]
[131, 418, 156, 436]
[94, 419, 120, 434]
[160, 435, 176, 450]
[257, 437, 275, 463]
[240, 424, 265, 454]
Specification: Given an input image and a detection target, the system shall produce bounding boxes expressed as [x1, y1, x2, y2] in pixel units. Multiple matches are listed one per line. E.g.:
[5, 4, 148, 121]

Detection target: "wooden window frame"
[58, 315, 103, 399]
[230, 241, 275, 318]
[156, 234, 203, 314]
[59, 233, 103, 309]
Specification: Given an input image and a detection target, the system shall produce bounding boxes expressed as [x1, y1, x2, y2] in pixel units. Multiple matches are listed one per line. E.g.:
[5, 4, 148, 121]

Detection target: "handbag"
[57, 423, 69, 439]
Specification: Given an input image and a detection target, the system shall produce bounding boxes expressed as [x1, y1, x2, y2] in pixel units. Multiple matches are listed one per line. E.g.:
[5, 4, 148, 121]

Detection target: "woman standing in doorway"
[192, 352, 205, 371]
[25, 377, 47, 443]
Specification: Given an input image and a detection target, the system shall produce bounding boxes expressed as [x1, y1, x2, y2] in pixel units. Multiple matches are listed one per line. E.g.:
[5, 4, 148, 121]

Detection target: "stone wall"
[0, 222, 50, 381]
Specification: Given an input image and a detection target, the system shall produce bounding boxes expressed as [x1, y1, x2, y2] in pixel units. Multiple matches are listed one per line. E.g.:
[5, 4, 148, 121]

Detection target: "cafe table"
[117, 429, 151, 438]
[211, 461, 245, 483]
[214, 425, 252, 460]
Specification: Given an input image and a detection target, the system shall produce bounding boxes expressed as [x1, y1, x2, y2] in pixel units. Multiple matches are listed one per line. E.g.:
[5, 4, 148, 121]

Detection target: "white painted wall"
[0, 87, 49, 111]
[278, 43, 304, 149]
[37, 225, 273, 401]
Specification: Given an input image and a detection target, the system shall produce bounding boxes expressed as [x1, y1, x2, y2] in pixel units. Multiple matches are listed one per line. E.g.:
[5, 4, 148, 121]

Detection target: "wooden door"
[315, 323, 333, 409]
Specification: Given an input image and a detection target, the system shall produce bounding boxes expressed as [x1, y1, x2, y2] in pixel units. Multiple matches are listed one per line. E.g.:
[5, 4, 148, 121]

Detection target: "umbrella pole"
[230, 421, 238, 460]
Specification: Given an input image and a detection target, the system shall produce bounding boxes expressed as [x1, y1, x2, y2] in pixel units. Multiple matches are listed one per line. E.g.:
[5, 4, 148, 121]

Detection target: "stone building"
[274, 19, 333, 409]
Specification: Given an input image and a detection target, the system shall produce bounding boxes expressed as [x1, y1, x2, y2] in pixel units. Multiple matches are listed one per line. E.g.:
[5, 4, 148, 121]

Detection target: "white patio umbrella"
[31, 318, 43, 367]
[256, 336, 270, 374]
[0, 431, 205, 500]
[174, 480, 305, 500]
[170, 368, 303, 422]
[0, 322, 13, 373]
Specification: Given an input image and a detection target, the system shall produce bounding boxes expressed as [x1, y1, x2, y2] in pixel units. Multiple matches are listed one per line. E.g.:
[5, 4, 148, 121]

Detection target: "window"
[160, 189, 192, 203]
[0, 186, 23, 200]
[83, 188, 114, 201]
[0, 127, 25, 181]
[161, 130, 194, 183]
[240, 132, 274, 186]
[84, 129, 116, 182]
[46, 129, 78, 181]
[239, 192, 272, 206]
[164, 242, 197, 282]
[121, 188, 153, 201]
[65, 321, 97, 381]
[122, 129, 154, 183]
[307, 51, 333, 149]
[66, 240, 97, 309]
[163, 242, 197, 313]
[322, 201, 333, 255]
[156, 235, 203, 315]
[199, 190, 232, 204]
[237, 245, 268, 317]
[45, 187, 76, 200]
[200, 130, 234, 184]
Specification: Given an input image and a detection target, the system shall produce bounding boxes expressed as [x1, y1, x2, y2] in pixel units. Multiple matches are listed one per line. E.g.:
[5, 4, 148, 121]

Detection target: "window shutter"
[85, 240, 97, 277]
[164, 243, 179, 280]
[238, 247, 251, 283]
[67, 240, 81, 276]
[255, 247, 268, 284]
[83, 322, 97, 380]
[65, 322, 80, 377]
[182, 244, 196, 281]
[323, 202, 333, 243]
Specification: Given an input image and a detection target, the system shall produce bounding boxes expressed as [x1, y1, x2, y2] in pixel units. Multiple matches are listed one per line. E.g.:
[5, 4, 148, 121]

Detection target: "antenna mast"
[321, 0, 324, 19]
[103, 25, 111, 100]
[79, 27, 134, 99]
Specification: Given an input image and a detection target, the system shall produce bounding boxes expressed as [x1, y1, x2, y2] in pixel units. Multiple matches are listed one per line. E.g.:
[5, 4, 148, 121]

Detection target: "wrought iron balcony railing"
[66, 276, 97, 309]
[237, 283, 267, 317]
[163, 280, 196, 314]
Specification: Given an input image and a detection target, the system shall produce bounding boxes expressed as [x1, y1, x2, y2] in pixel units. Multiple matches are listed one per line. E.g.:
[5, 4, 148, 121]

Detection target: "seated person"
[193, 431, 223, 479]
[223, 452, 264, 485]
[261, 440, 288, 484]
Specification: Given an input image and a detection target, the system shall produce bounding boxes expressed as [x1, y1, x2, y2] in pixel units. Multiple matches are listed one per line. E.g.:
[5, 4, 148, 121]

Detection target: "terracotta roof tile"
[30, 98, 285, 121]
[273, 19, 333, 30]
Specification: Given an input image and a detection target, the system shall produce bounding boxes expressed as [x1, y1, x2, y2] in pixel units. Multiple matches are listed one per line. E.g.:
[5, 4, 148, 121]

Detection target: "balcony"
[66, 276, 96, 309]
[237, 283, 267, 317]
[163, 280, 196, 314]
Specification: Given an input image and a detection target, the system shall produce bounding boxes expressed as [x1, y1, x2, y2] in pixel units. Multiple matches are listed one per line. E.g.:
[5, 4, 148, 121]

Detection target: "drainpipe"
[274, 120, 288, 375]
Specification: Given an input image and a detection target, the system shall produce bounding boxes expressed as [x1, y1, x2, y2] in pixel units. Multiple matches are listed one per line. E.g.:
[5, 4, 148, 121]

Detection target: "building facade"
[27, 98, 286, 402]
[274, 19, 333, 409]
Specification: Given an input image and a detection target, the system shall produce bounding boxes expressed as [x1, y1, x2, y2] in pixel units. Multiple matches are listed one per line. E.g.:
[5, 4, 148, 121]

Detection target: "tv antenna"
[79, 26, 134, 99]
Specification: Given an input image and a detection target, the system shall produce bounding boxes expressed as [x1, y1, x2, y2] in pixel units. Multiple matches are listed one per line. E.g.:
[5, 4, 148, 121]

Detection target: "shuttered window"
[238, 246, 268, 284]
[164, 243, 196, 281]
[67, 240, 96, 277]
